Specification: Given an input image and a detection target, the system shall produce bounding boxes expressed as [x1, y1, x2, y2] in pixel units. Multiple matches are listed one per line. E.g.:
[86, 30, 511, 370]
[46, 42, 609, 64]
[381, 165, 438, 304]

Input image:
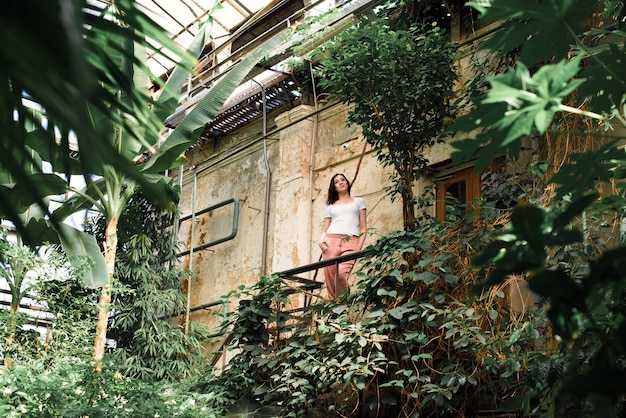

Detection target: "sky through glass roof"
[138, 0, 277, 76]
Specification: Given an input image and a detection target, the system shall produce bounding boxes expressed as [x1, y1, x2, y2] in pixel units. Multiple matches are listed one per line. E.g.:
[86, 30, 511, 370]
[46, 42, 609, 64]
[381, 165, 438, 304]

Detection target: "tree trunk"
[401, 156, 417, 232]
[3, 309, 17, 368]
[5, 275, 25, 368]
[93, 216, 118, 372]
[402, 191, 417, 232]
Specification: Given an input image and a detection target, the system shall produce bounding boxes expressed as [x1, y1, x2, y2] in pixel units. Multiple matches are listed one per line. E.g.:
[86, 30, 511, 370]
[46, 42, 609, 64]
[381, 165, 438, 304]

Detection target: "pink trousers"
[322, 234, 360, 299]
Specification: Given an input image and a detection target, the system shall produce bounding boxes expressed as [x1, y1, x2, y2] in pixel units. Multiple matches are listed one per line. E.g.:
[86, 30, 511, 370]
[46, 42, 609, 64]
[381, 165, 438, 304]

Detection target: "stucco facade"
[173, 100, 421, 332]
[168, 14, 514, 336]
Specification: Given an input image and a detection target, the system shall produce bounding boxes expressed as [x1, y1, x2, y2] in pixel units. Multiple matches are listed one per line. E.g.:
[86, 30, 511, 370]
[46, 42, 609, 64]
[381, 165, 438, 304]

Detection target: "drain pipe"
[251, 78, 270, 277]
[185, 173, 198, 334]
[308, 60, 319, 270]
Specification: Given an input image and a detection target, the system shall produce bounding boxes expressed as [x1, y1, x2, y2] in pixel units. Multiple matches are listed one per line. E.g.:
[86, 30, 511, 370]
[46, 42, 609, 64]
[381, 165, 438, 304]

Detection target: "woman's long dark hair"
[326, 173, 351, 205]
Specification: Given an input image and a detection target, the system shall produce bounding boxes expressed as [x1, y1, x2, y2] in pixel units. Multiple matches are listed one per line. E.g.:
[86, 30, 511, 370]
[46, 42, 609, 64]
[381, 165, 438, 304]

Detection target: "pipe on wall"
[251, 78, 271, 277]
[184, 173, 198, 334]
[308, 60, 319, 270]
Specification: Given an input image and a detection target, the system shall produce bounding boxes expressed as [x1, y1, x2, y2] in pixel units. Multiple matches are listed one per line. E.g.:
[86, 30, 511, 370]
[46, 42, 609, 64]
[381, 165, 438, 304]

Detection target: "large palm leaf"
[0, 0, 189, 235]
[47, 5, 289, 290]
[143, 30, 290, 174]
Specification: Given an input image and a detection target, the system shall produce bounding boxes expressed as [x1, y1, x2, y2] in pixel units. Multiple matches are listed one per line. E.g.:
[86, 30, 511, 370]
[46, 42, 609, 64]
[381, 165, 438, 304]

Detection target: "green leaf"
[56, 223, 109, 288]
[3, 173, 67, 214]
[488, 309, 498, 320]
[25, 129, 82, 176]
[52, 179, 108, 222]
[377, 288, 398, 298]
[389, 307, 406, 320]
[579, 42, 626, 114]
[22, 218, 63, 245]
[151, 4, 220, 132]
[482, 58, 584, 134]
[416, 271, 439, 285]
[528, 269, 587, 312]
[584, 247, 626, 290]
[510, 205, 546, 256]
[551, 193, 598, 232]
[453, 58, 585, 170]
[469, 0, 596, 66]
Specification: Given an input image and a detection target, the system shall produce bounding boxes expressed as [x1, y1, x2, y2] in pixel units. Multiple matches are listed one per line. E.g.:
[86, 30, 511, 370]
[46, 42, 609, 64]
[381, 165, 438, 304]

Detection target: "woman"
[319, 173, 367, 299]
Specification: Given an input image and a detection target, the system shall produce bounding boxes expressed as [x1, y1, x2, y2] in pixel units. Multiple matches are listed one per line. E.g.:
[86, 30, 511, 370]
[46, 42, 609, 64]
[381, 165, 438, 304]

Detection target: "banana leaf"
[142, 30, 290, 174]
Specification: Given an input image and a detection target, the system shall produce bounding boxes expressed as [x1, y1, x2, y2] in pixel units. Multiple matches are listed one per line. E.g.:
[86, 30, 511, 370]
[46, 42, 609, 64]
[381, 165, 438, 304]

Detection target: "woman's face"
[333, 175, 349, 193]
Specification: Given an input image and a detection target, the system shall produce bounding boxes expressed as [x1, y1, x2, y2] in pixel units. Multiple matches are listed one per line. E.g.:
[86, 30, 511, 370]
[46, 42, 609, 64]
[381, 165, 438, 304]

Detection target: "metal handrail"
[276, 248, 372, 308]
[169, 249, 373, 320]
[277, 249, 371, 278]
[206, 249, 372, 366]
[177, 197, 240, 257]
[157, 299, 224, 320]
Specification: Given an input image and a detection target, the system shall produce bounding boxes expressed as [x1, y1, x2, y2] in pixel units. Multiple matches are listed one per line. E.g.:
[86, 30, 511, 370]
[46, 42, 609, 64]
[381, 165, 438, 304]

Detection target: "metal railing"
[177, 197, 240, 257]
[277, 249, 372, 306]
[205, 249, 372, 366]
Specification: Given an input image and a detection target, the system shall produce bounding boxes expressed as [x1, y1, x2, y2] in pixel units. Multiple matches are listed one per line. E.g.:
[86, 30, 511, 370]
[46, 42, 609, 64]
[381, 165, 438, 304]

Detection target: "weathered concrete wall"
[174, 100, 457, 332]
[176, 125, 280, 330]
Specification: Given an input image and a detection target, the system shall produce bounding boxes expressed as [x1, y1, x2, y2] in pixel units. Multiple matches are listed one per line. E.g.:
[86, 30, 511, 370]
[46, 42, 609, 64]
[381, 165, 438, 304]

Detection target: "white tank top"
[324, 197, 366, 236]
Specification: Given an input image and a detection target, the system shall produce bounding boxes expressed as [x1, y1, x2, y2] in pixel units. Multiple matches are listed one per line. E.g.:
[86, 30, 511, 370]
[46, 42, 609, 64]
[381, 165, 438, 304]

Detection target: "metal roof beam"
[223, 0, 252, 16]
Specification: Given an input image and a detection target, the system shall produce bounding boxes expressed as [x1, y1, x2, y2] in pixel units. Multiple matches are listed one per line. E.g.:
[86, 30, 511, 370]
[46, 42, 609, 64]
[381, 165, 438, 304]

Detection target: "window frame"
[433, 158, 505, 223]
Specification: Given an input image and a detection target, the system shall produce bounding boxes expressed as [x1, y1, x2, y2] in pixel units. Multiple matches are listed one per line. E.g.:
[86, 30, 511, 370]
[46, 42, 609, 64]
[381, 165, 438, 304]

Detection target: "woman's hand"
[319, 233, 328, 251]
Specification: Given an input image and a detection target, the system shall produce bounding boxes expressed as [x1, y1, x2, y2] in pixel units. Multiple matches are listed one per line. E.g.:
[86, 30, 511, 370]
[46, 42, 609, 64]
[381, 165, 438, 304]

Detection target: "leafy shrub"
[0, 358, 218, 417]
[85, 190, 212, 381]
[194, 218, 549, 417]
[317, 13, 458, 230]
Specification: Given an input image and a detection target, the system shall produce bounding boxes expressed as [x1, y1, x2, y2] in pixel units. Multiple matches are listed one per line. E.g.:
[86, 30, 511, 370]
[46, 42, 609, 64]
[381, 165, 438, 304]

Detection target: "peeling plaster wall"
[176, 127, 279, 330]
[175, 101, 454, 331]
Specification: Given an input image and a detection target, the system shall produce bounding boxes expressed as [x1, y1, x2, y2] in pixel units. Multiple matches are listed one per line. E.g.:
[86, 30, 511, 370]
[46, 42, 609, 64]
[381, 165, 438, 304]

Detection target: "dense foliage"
[84, 190, 212, 380]
[0, 192, 215, 415]
[188, 205, 563, 417]
[451, 0, 626, 416]
[0, 358, 217, 417]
